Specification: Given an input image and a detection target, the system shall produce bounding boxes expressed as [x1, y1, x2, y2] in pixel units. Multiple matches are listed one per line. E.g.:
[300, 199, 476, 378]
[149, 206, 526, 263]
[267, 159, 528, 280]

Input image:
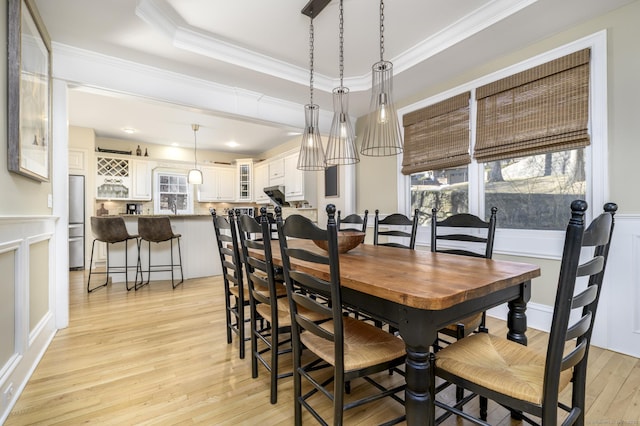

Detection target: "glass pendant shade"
[361, 60, 403, 157]
[326, 87, 359, 165]
[187, 168, 203, 184]
[298, 104, 326, 171]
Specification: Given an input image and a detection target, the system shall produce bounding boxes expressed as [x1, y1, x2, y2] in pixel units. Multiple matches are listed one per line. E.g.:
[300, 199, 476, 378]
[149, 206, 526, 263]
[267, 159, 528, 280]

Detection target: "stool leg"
[124, 239, 133, 291]
[171, 236, 184, 289]
[87, 239, 109, 293]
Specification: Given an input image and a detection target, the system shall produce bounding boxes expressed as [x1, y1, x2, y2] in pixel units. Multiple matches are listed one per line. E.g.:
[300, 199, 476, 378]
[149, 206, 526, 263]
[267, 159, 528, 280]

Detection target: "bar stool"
[87, 216, 140, 293]
[136, 216, 184, 289]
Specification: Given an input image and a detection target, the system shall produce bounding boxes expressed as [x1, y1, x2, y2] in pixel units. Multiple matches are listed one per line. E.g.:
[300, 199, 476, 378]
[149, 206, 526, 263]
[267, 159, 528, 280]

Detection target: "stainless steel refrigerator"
[69, 175, 85, 270]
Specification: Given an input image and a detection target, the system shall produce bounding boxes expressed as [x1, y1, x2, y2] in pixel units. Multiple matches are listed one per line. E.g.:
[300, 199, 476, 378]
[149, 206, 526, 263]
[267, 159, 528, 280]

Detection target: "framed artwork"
[8, 0, 52, 182]
[324, 165, 339, 198]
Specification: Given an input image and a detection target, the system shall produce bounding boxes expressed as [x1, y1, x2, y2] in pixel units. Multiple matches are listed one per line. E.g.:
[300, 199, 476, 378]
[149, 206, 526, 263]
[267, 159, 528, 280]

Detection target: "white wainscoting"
[0, 217, 58, 424]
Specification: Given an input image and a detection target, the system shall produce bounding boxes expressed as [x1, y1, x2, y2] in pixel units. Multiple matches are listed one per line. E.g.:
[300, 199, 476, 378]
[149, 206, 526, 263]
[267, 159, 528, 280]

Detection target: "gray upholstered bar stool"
[87, 216, 140, 293]
[137, 216, 184, 290]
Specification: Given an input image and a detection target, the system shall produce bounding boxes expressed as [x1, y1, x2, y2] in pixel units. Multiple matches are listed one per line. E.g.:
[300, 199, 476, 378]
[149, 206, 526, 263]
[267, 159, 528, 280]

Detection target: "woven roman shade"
[401, 92, 471, 175]
[473, 48, 590, 162]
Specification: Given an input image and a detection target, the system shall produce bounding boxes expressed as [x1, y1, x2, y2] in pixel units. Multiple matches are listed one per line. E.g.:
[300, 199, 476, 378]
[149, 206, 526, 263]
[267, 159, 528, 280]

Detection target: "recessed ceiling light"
[122, 127, 136, 134]
[226, 141, 239, 148]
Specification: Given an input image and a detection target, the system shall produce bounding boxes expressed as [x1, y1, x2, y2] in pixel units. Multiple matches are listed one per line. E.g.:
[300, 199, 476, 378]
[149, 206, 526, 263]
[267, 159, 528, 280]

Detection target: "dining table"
[262, 239, 541, 425]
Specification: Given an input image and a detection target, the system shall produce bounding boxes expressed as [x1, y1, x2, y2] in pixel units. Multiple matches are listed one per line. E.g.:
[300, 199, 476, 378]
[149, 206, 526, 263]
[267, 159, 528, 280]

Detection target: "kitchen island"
[101, 214, 221, 283]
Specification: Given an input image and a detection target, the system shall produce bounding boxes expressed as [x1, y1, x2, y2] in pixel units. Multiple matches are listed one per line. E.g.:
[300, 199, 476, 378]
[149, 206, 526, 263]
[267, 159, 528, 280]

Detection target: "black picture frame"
[324, 165, 339, 198]
[8, 0, 52, 182]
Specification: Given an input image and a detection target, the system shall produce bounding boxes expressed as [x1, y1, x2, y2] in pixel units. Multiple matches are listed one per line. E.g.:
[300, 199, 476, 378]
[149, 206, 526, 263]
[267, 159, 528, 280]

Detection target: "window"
[154, 172, 192, 214]
[411, 167, 469, 226]
[400, 32, 607, 258]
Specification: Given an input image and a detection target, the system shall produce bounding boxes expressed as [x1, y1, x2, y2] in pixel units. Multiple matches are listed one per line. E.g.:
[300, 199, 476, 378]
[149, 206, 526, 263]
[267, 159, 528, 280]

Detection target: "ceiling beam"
[301, 0, 331, 18]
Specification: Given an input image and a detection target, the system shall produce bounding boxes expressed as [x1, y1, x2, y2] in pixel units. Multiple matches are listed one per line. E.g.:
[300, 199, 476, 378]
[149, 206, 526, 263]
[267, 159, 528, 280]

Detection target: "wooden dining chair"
[211, 208, 250, 359]
[373, 209, 419, 250]
[276, 204, 407, 426]
[435, 201, 617, 425]
[431, 207, 498, 345]
[236, 208, 300, 404]
[337, 209, 369, 233]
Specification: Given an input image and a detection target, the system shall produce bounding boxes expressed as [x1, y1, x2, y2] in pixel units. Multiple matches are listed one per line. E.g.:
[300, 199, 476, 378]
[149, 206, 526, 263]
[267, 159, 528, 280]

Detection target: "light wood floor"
[5, 272, 640, 425]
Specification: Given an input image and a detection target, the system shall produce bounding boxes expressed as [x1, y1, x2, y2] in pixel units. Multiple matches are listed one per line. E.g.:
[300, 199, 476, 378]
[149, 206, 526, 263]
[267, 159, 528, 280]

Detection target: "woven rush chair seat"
[436, 332, 573, 405]
[256, 297, 328, 329]
[442, 313, 484, 337]
[301, 315, 406, 371]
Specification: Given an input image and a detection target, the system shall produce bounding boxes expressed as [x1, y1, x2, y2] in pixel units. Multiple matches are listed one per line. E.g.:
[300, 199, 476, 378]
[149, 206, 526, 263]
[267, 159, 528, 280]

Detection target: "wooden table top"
[266, 240, 541, 311]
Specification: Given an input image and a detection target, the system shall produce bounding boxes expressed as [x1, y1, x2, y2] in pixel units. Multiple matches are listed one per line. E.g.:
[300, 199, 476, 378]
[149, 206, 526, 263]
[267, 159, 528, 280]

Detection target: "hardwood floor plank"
[5, 271, 638, 425]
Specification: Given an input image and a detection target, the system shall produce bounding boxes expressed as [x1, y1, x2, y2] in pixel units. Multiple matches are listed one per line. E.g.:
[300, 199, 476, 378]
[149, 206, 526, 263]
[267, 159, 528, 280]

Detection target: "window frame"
[397, 31, 608, 260]
[153, 170, 194, 215]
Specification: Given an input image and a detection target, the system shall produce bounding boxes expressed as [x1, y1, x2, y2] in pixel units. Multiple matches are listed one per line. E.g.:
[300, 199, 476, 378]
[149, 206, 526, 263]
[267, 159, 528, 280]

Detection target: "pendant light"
[360, 0, 403, 157]
[188, 124, 203, 184]
[325, 0, 359, 165]
[297, 13, 326, 171]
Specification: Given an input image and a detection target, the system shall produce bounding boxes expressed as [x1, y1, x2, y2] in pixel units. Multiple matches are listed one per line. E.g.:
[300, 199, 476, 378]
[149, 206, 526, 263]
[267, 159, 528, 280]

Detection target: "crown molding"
[135, 0, 539, 93]
[51, 43, 334, 134]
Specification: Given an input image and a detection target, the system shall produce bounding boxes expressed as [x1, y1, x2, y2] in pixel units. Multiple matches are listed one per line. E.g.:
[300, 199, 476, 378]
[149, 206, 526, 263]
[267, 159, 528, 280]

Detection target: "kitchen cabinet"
[130, 159, 153, 200]
[236, 159, 253, 202]
[284, 151, 317, 203]
[269, 158, 285, 186]
[96, 156, 154, 200]
[254, 162, 270, 203]
[197, 165, 236, 202]
[96, 156, 131, 199]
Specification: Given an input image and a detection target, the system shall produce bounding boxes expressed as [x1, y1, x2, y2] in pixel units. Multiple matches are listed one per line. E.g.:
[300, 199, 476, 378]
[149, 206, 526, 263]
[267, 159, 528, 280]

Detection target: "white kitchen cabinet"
[197, 165, 236, 202]
[269, 158, 285, 186]
[236, 159, 253, 202]
[253, 162, 270, 203]
[130, 159, 153, 200]
[284, 151, 317, 204]
[96, 156, 131, 199]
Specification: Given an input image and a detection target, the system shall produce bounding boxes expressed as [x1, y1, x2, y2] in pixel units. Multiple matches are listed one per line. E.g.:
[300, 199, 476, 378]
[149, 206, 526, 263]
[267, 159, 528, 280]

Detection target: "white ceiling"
[34, 0, 634, 155]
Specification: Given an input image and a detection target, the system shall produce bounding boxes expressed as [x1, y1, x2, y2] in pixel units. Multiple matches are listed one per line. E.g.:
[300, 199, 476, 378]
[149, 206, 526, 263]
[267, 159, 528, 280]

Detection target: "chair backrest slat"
[431, 207, 498, 259]
[337, 209, 369, 233]
[374, 209, 420, 250]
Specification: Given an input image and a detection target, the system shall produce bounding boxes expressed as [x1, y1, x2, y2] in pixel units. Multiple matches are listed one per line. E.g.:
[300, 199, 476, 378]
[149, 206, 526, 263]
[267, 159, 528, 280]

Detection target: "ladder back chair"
[211, 209, 250, 359]
[276, 204, 406, 426]
[337, 209, 369, 233]
[237, 207, 294, 404]
[431, 207, 498, 341]
[373, 209, 419, 250]
[435, 201, 617, 425]
[431, 207, 498, 407]
[87, 216, 140, 292]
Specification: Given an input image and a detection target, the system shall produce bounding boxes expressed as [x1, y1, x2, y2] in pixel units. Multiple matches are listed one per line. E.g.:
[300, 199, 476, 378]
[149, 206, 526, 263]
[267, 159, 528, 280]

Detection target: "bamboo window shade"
[473, 48, 591, 162]
[401, 92, 471, 175]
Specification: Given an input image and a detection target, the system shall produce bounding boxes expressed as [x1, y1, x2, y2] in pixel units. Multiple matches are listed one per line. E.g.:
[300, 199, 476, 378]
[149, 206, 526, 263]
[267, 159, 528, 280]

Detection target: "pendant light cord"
[309, 15, 315, 105]
[339, 0, 344, 87]
[192, 124, 199, 168]
[379, 0, 385, 62]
